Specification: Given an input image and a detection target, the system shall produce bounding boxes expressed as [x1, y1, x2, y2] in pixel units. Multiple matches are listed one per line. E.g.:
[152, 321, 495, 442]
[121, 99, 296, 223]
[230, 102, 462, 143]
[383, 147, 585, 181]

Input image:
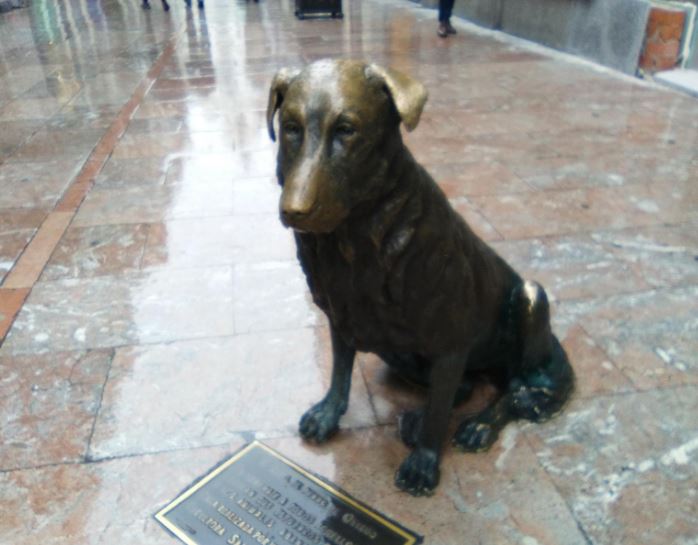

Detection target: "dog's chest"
[296, 233, 415, 351]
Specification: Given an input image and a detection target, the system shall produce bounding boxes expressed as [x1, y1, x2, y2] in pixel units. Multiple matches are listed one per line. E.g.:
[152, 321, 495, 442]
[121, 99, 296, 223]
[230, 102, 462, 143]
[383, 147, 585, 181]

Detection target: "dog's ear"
[366, 64, 428, 132]
[267, 67, 301, 141]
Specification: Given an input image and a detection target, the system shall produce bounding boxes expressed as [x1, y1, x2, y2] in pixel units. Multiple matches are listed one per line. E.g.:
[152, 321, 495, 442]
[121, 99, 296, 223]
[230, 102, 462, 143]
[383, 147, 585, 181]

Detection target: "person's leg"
[444, 0, 456, 33]
[438, 0, 456, 37]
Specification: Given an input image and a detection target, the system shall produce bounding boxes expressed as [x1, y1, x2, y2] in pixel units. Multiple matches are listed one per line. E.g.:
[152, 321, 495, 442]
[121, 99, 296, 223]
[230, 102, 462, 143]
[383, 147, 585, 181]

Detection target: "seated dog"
[266, 60, 574, 496]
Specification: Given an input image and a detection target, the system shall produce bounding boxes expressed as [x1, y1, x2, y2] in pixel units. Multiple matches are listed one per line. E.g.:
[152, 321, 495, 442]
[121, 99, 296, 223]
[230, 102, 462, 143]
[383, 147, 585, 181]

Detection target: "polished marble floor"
[1, 0, 698, 544]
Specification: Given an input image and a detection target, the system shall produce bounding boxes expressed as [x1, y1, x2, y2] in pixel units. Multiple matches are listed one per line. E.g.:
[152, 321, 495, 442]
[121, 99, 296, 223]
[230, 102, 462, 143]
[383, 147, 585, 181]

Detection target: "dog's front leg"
[299, 325, 356, 443]
[395, 350, 469, 496]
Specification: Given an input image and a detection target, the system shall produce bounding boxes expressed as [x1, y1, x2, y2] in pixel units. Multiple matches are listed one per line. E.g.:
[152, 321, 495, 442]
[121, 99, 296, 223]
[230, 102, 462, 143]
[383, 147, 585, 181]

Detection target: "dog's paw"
[398, 409, 423, 448]
[510, 386, 562, 423]
[394, 448, 440, 496]
[453, 419, 499, 452]
[299, 400, 342, 443]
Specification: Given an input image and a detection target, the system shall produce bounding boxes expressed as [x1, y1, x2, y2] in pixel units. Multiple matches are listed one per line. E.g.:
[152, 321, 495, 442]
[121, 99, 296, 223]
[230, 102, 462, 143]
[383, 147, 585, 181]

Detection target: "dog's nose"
[281, 207, 310, 225]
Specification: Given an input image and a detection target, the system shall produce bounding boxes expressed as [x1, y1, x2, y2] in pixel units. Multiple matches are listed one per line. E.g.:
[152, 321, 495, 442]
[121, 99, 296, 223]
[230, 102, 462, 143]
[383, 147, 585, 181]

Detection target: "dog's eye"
[283, 122, 302, 137]
[335, 124, 356, 138]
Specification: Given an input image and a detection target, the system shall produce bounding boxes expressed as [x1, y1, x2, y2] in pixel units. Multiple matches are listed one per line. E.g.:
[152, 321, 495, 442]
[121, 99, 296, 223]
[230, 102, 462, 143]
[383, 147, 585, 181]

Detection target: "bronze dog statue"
[267, 59, 574, 496]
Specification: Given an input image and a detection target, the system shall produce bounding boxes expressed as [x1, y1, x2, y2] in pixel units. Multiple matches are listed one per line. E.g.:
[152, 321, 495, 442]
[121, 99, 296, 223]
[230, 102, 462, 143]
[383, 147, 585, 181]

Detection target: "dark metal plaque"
[155, 441, 423, 545]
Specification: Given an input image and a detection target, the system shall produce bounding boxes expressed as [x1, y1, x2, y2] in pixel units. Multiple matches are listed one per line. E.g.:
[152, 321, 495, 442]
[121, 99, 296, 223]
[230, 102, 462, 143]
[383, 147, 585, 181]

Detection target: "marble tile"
[508, 148, 697, 190]
[526, 387, 698, 545]
[0, 444, 238, 545]
[2, 267, 236, 355]
[492, 234, 651, 301]
[165, 154, 277, 185]
[0, 161, 81, 209]
[125, 117, 184, 134]
[6, 128, 104, 164]
[89, 328, 376, 458]
[232, 261, 322, 334]
[0, 349, 112, 470]
[589, 223, 698, 291]
[44, 104, 123, 131]
[21, 76, 82, 102]
[473, 181, 698, 240]
[0, 120, 43, 158]
[451, 198, 503, 242]
[558, 325, 634, 399]
[142, 214, 294, 270]
[41, 224, 150, 281]
[431, 160, 532, 197]
[555, 286, 698, 390]
[74, 170, 279, 227]
[67, 72, 143, 107]
[0, 230, 33, 285]
[262, 429, 589, 545]
[3, 212, 73, 289]
[93, 156, 171, 186]
[0, 288, 30, 342]
[0, 97, 67, 121]
[0, 208, 49, 234]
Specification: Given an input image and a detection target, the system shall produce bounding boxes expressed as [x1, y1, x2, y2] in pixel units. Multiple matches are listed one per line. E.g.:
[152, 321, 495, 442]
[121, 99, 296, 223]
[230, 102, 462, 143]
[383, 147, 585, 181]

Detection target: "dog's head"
[267, 59, 427, 233]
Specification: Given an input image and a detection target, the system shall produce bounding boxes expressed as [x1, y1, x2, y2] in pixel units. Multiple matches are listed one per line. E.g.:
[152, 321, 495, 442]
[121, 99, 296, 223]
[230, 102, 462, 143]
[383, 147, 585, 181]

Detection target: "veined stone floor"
[1, 1, 697, 544]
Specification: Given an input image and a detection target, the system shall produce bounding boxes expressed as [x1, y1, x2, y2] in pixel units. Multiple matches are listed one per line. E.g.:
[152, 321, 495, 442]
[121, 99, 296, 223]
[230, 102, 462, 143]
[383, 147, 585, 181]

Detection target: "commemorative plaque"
[155, 441, 423, 545]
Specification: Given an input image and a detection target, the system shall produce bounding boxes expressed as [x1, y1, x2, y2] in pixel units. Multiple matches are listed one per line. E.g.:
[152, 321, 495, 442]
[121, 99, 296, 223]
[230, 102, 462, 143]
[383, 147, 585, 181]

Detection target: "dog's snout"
[280, 186, 316, 228]
[281, 206, 310, 224]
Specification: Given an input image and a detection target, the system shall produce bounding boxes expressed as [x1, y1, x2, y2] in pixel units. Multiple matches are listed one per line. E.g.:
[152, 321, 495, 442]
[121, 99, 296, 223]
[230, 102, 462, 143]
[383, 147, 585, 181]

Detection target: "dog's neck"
[334, 138, 426, 262]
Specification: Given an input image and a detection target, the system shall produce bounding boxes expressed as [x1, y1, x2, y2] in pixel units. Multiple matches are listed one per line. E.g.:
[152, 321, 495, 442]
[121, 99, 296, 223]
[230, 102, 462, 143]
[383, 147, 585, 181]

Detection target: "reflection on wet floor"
[1, 0, 697, 543]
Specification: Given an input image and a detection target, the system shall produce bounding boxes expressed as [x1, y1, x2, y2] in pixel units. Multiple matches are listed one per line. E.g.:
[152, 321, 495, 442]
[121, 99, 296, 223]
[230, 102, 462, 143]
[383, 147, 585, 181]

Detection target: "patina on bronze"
[267, 59, 574, 497]
[155, 441, 422, 545]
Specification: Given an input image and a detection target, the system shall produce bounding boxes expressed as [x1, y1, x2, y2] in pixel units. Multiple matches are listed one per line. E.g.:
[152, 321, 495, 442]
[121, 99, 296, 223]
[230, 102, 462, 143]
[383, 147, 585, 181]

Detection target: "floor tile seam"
[518, 431, 595, 545]
[5, 211, 77, 285]
[554, 281, 698, 304]
[550, 384, 698, 408]
[70, 209, 281, 229]
[1, 425, 397, 475]
[479, 217, 698, 243]
[488, 219, 698, 245]
[86, 425, 393, 466]
[553, 281, 698, 307]
[136, 223, 154, 271]
[6, 281, 696, 356]
[38, 210, 282, 236]
[29, 257, 298, 287]
[84, 347, 117, 465]
[0, 326, 326, 359]
[577, 323, 637, 393]
[95, 172, 275, 186]
[0, 287, 30, 349]
[357, 354, 381, 427]
[0, 31, 183, 338]
[471, 175, 696, 198]
[0, 121, 49, 168]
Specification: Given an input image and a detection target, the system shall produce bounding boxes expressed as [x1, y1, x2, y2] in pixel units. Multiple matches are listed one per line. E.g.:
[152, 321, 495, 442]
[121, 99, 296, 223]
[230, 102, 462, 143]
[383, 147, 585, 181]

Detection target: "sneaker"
[437, 22, 448, 38]
[445, 21, 457, 34]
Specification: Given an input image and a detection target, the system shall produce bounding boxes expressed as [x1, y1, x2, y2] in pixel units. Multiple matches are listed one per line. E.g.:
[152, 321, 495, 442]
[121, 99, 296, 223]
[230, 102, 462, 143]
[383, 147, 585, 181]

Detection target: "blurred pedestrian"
[437, 0, 456, 38]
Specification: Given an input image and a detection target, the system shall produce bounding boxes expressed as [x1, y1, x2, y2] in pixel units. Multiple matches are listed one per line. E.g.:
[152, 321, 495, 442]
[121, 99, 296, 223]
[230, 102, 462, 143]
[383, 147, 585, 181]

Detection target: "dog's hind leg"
[299, 325, 356, 443]
[453, 281, 574, 452]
